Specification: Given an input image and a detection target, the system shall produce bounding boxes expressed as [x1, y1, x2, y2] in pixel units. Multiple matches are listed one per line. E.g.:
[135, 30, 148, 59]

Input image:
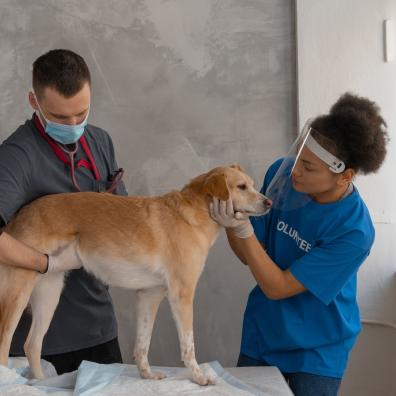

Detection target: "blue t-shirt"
[241, 159, 374, 378]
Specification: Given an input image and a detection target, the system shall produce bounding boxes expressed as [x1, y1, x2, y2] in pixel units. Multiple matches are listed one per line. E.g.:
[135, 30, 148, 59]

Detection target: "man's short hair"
[32, 49, 91, 99]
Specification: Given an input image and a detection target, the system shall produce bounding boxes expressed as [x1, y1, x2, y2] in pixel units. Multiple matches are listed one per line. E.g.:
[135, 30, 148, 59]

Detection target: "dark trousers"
[237, 353, 341, 396]
[13, 337, 123, 375]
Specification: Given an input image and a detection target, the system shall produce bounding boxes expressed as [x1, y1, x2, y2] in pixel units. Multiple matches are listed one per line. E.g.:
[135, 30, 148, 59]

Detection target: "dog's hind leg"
[24, 272, 64, 379]
[167, 277, 214, 386]
[0, 268, 38, 368]
[134, 286, 167, 380]
[24, 239, 82, 378]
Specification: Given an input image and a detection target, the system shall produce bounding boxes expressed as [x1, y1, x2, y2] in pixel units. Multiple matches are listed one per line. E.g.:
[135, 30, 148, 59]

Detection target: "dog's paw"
[32, 370, 45, 380]
[142, 370, 166, 380]
[193, 373, 215, 386]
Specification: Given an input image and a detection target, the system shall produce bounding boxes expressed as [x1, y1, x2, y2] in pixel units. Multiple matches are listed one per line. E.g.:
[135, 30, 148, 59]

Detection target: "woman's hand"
[209, 198, 254, 238]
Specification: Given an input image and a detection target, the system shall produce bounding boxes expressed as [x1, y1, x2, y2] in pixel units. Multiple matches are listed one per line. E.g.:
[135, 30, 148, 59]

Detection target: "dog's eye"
[238, 184, 247, 190]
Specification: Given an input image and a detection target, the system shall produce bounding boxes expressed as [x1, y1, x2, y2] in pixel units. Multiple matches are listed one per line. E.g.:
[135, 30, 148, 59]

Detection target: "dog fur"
[0, 164, 270, 385]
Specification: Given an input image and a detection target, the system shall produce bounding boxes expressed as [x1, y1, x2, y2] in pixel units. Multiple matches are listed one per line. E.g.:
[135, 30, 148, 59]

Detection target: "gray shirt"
[1, 116, 127, 355]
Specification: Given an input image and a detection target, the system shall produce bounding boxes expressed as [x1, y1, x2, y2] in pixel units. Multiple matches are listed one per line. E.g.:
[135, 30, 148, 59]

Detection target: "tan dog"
[0, 164, 271, 385]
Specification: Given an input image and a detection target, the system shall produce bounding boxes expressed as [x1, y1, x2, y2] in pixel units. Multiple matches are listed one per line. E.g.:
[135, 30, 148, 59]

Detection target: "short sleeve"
[289, 237, 370, 305]
[263, 158, 283, 190]
[0, 141, 33, 223]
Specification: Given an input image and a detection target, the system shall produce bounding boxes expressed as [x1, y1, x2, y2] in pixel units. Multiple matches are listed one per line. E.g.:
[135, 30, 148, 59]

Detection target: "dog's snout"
[258, 193, 272, 209]
[257, 193, 272, 211]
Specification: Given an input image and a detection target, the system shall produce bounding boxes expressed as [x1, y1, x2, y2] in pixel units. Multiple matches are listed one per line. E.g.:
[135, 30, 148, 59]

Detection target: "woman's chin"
[292, 180, 305, 192]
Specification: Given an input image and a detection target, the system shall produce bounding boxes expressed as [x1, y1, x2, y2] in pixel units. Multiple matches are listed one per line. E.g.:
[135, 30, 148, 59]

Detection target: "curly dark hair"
[310, 93, 389, 174]
[33, 49, 91, 99]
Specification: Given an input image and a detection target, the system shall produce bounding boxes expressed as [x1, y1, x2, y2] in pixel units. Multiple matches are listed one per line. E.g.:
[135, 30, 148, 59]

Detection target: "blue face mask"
[41, 113, 88, 145]
[33, 92, 89, 144]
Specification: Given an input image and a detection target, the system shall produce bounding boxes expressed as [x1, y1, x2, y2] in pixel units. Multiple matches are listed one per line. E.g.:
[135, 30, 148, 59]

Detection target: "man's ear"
[229, 163, 245, 173]
[203, 172, 230, 200]
[28, 91, 38, 110]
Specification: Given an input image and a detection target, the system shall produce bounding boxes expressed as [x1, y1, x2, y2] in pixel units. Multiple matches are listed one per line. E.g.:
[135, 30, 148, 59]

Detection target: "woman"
[210, 93, 388, 396]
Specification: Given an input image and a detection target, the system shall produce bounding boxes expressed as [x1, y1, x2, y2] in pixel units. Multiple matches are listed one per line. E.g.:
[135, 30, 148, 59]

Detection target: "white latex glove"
[209, 198, 254, 238]
[42, 241, 83, 274]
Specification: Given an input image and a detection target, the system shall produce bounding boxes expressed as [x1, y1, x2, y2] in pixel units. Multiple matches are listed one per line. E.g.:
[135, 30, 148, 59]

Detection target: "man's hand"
[44, 241, 83, 273]
[209, 198, 254, 238]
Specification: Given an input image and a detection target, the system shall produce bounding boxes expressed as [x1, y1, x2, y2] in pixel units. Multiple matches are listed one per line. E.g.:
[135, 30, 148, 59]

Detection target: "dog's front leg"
[168, 285, 215, 386]
[134, 286, 167, 380]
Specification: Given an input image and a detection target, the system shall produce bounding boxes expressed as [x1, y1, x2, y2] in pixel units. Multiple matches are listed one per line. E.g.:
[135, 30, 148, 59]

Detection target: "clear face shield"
[265, 119, 346, 211]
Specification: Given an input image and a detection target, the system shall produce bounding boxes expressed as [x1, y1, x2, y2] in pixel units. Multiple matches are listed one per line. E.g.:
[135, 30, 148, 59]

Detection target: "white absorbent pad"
[1, 358, 264, 395]
[73, 360, 262, 396]
[0, 357, 73, 396]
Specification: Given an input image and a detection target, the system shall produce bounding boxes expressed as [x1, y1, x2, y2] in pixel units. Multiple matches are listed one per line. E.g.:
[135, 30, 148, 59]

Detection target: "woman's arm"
[227, 229, 306, 299]
[210, 197, 306, 299]
[225, 228, 249, 265]
[226, 228, 267, 265]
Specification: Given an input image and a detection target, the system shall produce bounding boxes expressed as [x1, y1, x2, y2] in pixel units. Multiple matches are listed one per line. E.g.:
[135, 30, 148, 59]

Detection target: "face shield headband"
[264, 119, 346, 211]
[292, 119, 346, 175]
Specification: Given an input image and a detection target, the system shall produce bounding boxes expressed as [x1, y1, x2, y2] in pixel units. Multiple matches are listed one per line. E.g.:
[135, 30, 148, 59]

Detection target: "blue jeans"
[237, 353, 341, 396]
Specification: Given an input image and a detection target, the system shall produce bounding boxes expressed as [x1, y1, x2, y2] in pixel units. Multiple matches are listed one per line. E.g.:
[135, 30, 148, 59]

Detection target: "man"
[1, 49, 126, 374]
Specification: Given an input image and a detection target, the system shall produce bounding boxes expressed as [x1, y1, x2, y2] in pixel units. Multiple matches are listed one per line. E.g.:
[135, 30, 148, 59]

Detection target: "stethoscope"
[33, 113, 124, 193]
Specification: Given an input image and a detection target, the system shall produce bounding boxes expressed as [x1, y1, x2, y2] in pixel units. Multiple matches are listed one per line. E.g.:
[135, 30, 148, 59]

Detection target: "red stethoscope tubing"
[33, 113, 123, 193]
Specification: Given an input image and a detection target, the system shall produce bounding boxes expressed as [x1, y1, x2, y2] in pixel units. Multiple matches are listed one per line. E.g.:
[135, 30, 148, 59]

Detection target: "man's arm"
[0, 230, 48, 273]
[0, 131, 82, 274]
[0, 230, 82, 274]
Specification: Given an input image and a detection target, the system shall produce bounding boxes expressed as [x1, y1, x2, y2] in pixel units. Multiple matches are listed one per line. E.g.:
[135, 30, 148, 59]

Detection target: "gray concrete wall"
[0, 0, 296, 367]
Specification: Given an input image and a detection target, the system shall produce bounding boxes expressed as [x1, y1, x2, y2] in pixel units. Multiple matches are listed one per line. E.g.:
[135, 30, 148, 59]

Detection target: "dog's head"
[202, 164, 272, 216]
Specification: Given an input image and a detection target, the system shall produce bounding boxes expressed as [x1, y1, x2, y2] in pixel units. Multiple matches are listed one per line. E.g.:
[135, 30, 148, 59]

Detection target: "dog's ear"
[229, 163, 245, 173]
[203, 172, 230, 200]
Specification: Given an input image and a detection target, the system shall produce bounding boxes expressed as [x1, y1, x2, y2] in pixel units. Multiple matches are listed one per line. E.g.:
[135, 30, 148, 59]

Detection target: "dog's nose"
[265, 199, 272, 208]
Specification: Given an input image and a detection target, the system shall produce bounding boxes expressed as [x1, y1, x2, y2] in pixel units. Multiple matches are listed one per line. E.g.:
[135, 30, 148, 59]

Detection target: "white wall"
[296, 1, 396, 395]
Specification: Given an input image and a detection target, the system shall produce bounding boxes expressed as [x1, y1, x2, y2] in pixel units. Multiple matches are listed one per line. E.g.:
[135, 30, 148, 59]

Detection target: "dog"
[0, 164, 271, 385]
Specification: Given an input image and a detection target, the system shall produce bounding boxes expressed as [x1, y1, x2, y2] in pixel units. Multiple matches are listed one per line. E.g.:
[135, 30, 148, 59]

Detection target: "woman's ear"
[338, 168, 355, 186]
